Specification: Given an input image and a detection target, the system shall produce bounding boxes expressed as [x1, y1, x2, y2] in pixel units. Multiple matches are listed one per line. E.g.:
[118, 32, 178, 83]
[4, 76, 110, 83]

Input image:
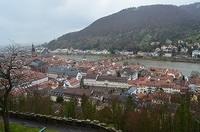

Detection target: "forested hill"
[47, 3, 200, 51]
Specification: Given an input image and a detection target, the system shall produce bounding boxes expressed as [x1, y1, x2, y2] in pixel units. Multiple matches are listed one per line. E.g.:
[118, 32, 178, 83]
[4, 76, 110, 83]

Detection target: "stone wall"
[9, 111, 121, 132]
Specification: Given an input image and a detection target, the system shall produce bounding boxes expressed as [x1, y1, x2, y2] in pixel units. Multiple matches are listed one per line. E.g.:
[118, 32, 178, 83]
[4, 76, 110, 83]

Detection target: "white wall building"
[84, 75, 130, 89]
[192, 50, 200, 58]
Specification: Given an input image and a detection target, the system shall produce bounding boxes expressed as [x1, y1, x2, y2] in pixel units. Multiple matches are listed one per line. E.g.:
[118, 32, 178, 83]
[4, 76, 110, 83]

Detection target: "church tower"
[32, 44, 37, 57]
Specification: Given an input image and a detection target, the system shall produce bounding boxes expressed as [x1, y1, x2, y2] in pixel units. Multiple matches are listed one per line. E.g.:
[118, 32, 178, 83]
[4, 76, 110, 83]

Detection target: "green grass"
[10, 123, 40, 132]
[0, 122, 58, 132]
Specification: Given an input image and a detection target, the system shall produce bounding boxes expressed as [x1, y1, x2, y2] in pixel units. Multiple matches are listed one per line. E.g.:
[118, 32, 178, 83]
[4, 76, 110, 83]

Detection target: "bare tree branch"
[0, 44, 24, 132]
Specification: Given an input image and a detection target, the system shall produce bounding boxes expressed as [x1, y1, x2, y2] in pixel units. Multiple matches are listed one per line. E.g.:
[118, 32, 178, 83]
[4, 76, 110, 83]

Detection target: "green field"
[0, 122, 57, 132]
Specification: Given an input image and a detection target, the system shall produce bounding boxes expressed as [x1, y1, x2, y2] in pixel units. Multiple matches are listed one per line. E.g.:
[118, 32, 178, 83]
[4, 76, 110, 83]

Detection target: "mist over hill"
[47, 3, 200, 51]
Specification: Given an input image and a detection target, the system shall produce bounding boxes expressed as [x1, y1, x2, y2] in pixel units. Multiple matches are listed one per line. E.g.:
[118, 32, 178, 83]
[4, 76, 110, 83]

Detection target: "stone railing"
[9, 111, 122, 132]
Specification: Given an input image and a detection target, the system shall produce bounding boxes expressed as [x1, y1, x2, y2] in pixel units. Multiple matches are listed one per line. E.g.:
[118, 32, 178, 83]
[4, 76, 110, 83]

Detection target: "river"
[121, 58, 200, 76]
[60, 55, 200, 76]
[58, 55, 111, 62]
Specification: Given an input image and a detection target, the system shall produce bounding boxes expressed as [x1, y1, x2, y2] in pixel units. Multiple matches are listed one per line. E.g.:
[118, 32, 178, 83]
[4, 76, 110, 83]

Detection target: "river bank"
[134, 56, 200, 64]
[119, 57, 200, 76]
[57, 53, 200, 64]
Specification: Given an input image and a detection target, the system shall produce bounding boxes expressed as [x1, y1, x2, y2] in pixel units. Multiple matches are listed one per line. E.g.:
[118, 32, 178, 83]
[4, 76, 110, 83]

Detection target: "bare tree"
[0, 45, 23, 132]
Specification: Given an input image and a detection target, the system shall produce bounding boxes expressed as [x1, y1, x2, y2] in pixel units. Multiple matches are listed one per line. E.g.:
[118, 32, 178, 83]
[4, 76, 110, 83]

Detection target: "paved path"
[10, 118, 106, 132]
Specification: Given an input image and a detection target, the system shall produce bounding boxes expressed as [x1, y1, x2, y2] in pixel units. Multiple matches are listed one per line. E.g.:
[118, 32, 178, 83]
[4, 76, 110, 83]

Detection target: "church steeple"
[32, 44, 37, 57]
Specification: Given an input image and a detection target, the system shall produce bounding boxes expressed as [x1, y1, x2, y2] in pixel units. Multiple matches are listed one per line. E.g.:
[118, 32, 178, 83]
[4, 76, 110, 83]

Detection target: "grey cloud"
[0, 0, 199, 46]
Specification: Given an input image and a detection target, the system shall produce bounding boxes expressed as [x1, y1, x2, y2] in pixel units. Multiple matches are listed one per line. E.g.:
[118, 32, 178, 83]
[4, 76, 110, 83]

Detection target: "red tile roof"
[64, 88, 92, 97]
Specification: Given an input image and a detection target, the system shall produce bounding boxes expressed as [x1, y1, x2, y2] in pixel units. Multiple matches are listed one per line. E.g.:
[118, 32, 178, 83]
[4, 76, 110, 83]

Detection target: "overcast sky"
[0, 0, 199, 47]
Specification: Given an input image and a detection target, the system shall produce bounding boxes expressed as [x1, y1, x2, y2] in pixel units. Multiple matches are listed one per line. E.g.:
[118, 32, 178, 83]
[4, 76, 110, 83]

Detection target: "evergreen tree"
[81, 95, 96, 120]
[64, 98, 77, 118]
[111, 99, 124, 129]
[18, 95, 26, 112]
[80, 78, 85, 88]
[125, 96, 135, 112]
[56, 96, 64, 104]
[96, 106, 113, 123]
[174, 94, 192, 132]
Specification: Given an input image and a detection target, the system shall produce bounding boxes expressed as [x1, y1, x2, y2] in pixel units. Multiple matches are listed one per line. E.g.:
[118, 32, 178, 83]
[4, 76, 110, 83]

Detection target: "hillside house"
[192, 50, 200, 58]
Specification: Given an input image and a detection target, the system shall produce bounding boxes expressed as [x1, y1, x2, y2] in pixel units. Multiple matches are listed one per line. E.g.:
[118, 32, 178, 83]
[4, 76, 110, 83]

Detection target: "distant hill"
[47, 3, 200, 51]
